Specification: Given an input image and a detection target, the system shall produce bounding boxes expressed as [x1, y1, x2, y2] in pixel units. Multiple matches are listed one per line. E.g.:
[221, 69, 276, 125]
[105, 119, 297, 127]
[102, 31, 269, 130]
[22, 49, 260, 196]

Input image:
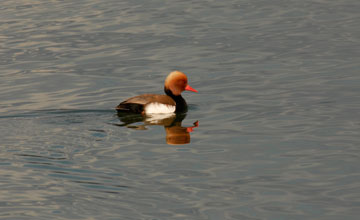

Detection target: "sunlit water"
[1, 0, 360, 219]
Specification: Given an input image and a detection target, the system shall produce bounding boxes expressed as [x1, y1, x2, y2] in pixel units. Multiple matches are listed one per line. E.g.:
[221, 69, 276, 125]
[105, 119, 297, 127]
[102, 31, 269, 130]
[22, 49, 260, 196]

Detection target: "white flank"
[145, 102, 176, 114]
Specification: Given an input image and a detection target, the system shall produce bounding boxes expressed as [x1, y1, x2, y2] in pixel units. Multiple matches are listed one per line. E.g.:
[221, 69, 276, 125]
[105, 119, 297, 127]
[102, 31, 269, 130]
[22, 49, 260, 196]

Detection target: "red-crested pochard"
[116, 71, 198, 114]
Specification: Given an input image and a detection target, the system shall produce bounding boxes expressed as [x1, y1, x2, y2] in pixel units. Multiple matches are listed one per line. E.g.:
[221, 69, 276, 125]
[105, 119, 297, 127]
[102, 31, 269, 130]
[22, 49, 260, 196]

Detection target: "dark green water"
[1, 0, 360, 219]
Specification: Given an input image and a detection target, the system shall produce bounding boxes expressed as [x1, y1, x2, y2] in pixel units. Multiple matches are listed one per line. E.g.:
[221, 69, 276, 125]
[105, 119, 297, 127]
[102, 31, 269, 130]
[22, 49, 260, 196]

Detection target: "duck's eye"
[177, 80, 187, 87]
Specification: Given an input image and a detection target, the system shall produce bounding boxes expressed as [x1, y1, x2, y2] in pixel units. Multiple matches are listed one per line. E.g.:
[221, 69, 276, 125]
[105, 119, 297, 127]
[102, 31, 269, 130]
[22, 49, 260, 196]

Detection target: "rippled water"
[1, 0, 360, 219]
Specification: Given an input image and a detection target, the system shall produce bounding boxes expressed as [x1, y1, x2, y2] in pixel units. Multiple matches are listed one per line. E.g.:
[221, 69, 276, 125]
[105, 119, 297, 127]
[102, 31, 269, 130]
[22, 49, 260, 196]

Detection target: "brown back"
[121, 94, 176, 106]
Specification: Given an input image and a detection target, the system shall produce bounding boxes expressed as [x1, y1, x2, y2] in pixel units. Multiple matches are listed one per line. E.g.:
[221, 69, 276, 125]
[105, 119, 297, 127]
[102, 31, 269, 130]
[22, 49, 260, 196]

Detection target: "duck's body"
[116, 94, 177, 114]
[116, 71, 197, 114]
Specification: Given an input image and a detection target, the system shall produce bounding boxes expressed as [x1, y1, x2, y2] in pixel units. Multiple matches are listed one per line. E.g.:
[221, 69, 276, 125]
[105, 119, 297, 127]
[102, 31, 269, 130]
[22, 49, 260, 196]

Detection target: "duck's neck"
[165, 88, 187, 113]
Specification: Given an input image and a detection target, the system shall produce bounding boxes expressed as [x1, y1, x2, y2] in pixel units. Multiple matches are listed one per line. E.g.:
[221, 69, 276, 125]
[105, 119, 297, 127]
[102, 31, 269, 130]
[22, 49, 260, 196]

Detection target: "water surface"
[1, 0, 360, 219]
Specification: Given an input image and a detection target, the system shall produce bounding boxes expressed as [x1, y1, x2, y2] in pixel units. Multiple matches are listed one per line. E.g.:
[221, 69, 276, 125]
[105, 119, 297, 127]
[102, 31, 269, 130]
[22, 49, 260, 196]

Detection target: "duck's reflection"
[115, 112, 198, 145]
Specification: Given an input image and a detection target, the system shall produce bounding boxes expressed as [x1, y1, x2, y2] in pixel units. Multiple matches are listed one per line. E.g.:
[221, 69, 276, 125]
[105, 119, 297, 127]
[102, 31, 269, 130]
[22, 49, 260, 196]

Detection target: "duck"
[116, 71, 198, 114]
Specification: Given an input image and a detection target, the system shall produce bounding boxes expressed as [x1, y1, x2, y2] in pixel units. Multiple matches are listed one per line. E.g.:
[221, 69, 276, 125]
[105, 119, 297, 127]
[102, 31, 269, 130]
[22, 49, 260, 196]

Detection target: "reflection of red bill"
[187, 120, 199, 133]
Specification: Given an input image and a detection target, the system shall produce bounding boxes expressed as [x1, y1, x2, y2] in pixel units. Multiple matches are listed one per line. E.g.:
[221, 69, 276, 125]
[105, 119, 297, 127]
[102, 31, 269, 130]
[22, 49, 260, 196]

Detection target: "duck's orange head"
[164, 71, 198, 96]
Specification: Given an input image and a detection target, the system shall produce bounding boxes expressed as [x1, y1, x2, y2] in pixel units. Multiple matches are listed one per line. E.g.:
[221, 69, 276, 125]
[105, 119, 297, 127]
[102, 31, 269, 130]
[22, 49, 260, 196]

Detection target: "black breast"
[164, 88, 188, 113]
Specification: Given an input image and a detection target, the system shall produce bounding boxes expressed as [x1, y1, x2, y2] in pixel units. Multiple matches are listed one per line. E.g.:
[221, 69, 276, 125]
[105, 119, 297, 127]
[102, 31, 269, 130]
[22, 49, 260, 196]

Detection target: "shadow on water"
[0, 108, 199, 145]
[114, 112, 199, 145]
[0, 109, 115, 119]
